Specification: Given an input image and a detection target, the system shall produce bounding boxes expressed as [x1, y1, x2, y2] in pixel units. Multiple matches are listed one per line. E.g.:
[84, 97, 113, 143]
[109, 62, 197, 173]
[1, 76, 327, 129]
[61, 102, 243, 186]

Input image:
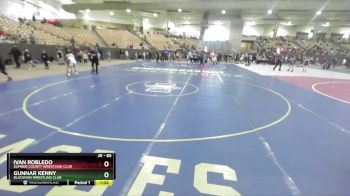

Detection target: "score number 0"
[103, 161, 109, 178]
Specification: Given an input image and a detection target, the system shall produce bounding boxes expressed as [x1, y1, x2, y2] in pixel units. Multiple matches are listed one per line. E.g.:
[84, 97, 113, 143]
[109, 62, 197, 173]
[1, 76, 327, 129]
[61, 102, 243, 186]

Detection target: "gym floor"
[0, 61, 350, 195]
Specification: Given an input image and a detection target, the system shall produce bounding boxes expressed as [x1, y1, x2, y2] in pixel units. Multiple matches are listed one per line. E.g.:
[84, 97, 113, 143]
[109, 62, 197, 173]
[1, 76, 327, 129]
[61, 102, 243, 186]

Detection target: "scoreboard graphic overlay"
[8, 153, 115, 186]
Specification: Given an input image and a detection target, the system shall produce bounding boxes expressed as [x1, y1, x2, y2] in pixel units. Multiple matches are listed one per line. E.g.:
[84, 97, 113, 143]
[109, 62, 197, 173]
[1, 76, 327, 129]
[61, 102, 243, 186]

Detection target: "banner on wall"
[47, 19, 60, 25]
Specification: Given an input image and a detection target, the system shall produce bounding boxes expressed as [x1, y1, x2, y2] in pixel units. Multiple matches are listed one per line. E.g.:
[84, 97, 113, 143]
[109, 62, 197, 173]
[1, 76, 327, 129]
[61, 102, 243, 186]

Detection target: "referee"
[273, 48, 283, 71]
[89, 47, 99, 74]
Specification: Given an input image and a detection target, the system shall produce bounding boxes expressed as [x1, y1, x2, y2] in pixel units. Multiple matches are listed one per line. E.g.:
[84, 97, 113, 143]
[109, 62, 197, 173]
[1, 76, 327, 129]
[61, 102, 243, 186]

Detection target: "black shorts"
[24, 58, 32, 63]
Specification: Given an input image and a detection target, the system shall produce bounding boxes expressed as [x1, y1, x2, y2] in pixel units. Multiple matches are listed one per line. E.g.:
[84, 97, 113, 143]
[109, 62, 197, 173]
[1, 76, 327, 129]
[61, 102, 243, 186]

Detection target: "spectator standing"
[143, 51, 146, 61]
[135, 52, 139, 61]
[120, 49, 124, 59]
[18, 17, 24, 24]
[106, 50, 111, 61]
[125, 50, 129, 60]
[82, 51, 88, 64]
[57, 48, 65, 65]
[247, 54, 253, 66]
[41, 50, 49, 69]
[70, 36, 75, 46]
[18, 35, 27, 44]
[29, 31, 36, 44]
[41, 18, 47, 24]
[156, 51, 160, 63]
[224, 52, 228, 63]
[74, 48, 82, 63]
[10, 44, 22, 68]
[97, 47, 103, 60]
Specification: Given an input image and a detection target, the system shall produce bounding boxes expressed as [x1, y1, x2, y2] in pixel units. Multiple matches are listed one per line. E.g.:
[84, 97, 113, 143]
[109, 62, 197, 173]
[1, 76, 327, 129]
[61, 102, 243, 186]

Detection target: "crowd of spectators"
[255, 36, 350, 69]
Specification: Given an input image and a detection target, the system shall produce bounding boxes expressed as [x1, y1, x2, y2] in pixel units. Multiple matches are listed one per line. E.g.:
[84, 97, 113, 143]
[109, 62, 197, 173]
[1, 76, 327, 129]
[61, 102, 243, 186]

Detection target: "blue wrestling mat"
[1, 61, 350, 195]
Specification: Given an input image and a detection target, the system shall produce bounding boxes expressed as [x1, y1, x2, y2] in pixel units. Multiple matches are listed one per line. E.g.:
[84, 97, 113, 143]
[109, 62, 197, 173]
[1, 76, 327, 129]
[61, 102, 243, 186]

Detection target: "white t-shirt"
[82, 53, 88, 59]
[66, 53, 77, 66]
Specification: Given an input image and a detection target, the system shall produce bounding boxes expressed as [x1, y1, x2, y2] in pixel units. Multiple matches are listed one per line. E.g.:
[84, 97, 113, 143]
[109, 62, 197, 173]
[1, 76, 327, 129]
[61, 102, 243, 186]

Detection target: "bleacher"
[257, 36, 350, 55]
[30, 22, 102, 46]
[30, 22, 70, 45]
[340, 43, 350, 52]
[257, 37, 299, 52]
[173, 37, 201, 50]
[296, 39, 343, 51]
[96, 29, 142, 49]
[63, 27, 98, 46]
[0, 16, 33, 42]
[146, 34, 180, 50]
[0, 14, 200, 51]
[0, 15, 67, 46]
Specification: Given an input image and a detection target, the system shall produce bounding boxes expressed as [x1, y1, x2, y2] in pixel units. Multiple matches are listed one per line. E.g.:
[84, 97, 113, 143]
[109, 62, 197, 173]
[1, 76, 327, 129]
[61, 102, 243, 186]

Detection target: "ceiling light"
[268, 9, 272, 15]
[126, 8, 131, 13]
[109, 11, 114, 16]
[60, 0, 74, 4]
[316, 10, 322, 15]
[153, 13, 158, 17]
[322, 22, 330, 27]
[178, 8, 182, 13]
[221, 10, 226, 14]
[281, 21, 293, 26]
[214, 21, 223, 25]
[85, 9, 91, 13]
[248, 21, 256, 26]
[184, 21, 190, 25]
